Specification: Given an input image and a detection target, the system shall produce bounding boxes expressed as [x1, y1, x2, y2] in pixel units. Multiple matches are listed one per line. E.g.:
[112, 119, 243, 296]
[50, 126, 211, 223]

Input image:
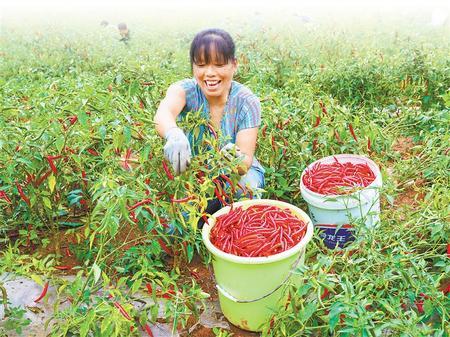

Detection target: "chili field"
[0, 5, 449, 337]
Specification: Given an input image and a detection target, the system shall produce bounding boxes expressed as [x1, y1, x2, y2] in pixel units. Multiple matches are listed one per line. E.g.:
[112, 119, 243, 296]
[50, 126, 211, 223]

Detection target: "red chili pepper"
[334, 129, 342, 144]
[170, 195, 194, 203]
[367, 137, 372, 151]
[313, 116, 320, 128]
[25, 173, 35, 185]
[128, 198, 153, 211]
[158, 289, 176, 299]
[319, 101, 328, 115]
[261, 125, 267, 137]
[155, 235, 172, 255]
[442, 284, 450, 295]
[219, 174, 236, 194]
[139, 100, 144, 109]
[302, 160, 375, 195]
[113, 301, 132, 320]
[207, 123, 218, 139]
[447, 244, 450, 258]
[143, 324, 154, 337]
[55, 265, 72, 270]
[129, 211, 138, 223]
[81, 170, 87, 188]
[415, 298, 425, 314]
[190, 269, 201, 280]
[320, 288, 330, 300]
[34, 281, 49, 303]
[68, 116, 78, 125]
[46, 156, 58, 175]
[312, 139, 318, 151]
[120, 148, 133, 171]
[271, 135, 277, 150]
[0, 191, 11, 203]
[34, 169, 52, 187]
[87, 148, 100, 156]
[146, 283, 153, 295]
[348, 123, 358, 142]
[65, 147, 77, 154]
[209, 205, 307, 257]
[162, 160, 174, 180]
[16, 182, 30, 206]
[65, 246, 72, 257]
[283, 117, 292, 128]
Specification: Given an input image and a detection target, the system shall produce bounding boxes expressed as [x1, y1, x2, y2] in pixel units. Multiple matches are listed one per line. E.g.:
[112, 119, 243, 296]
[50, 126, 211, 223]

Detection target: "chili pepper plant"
[0, 11, 449, 337]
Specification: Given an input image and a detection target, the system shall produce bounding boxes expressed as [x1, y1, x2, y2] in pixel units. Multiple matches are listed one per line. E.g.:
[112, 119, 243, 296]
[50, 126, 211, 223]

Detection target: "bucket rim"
[202, 199, 314, 264]
[300, 153, 382, 198]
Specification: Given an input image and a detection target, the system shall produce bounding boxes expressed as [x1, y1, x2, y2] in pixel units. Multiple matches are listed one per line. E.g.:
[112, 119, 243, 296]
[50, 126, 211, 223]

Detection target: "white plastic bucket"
[300, 154, 382, 249]
[202, 199, 314, 331]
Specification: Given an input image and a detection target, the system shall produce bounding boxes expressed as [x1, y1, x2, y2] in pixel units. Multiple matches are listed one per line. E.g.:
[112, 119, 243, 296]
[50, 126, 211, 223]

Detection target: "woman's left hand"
[220, 143, 245, 162]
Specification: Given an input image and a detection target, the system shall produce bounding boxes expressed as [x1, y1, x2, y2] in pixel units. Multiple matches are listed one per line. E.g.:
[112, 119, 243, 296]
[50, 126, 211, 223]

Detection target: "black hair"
[118, 23, 127, 30]
[190, 29, 236, 68]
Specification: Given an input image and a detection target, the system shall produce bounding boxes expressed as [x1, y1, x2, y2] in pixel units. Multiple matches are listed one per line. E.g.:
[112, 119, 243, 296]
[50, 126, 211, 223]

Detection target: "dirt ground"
[4, 136, 433, 337]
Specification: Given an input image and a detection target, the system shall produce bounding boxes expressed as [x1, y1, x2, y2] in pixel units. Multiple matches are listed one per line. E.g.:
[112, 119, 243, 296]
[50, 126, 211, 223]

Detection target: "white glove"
[220, 143, 245, 162]
[164, 127, 191, 175]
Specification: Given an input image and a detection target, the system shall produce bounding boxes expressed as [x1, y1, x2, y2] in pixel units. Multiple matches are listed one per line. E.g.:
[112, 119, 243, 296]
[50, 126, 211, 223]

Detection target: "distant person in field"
[154, 28, 265, 222]
[118, 22, 130, 43]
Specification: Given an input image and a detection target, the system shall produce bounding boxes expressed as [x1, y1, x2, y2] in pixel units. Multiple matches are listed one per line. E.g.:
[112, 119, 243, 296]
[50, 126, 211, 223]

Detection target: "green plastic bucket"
[202, 199, 314, 332]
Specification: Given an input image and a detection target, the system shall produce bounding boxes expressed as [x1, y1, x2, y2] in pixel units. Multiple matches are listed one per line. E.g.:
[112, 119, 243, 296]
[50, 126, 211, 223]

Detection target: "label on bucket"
[316, 224, 354, 249]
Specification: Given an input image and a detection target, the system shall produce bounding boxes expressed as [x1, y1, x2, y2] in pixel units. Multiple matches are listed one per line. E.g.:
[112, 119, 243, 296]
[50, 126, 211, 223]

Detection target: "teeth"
[206, 80, 219, 87]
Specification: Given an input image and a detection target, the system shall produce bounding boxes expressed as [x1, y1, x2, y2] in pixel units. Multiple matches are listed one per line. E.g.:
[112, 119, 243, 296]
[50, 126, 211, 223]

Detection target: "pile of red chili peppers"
[303, 157, 376, 195]
[210, 204, 307, 257]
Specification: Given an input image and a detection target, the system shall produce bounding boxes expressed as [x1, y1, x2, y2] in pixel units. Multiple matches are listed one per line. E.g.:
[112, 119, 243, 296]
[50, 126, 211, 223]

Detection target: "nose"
[205, 65, 215, 76]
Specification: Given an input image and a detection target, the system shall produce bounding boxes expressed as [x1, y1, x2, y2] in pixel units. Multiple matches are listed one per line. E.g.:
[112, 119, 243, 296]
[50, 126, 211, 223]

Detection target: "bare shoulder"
[166, 83, 186, 98]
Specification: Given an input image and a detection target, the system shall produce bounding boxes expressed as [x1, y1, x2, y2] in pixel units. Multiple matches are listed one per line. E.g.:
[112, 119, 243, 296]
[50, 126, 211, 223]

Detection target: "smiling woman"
[153, 28, 265, 225]
[154, 28, 265, 186]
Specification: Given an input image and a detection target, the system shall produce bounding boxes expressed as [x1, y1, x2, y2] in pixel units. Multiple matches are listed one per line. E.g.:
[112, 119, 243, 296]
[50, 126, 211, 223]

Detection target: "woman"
[154, 28, 264, 218]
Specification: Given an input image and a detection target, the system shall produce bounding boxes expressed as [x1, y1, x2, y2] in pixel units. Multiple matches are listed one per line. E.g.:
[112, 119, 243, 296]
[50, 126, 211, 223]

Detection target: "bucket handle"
[216, 248, 304, 303]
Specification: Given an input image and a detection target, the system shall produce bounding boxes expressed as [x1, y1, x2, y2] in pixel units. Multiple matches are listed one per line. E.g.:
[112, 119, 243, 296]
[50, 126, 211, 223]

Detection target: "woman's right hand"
[164, 127, 191, 175]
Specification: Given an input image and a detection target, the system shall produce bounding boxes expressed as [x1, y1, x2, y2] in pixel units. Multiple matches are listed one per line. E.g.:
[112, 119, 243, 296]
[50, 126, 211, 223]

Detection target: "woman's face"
[192, 50, 237, 100]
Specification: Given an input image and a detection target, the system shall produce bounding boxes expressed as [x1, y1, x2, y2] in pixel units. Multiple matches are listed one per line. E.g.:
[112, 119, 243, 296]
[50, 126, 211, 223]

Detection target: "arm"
[154, 84, 191, 175]
[234, 127, 258, 175]
[154, 84, 186, 138]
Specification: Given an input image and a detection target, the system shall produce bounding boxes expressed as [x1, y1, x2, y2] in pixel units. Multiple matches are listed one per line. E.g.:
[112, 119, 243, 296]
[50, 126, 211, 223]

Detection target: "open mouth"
[205, 80, 221, 89]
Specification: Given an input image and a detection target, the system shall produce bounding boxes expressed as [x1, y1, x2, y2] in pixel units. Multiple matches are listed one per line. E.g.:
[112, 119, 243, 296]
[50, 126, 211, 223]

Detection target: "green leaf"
[30, 274, 44, 285]
[115, 73, 123, 84]
[48, 174, 56, 193]
[42, 197, 52, 209]
[123, 125, 131, 144]
[92, 263, 101, 283]
[78, 110, 88, 126]
[55, 137, 65, 153]
[80, 310, 94, 337]
[99, 125, 107, 141]
[131, 278, 142, 294]
[186, 244, 194, 262]
[296, 283, 312, 297]
[301, 302, 316, 322]
[423, 299, 433, 315]
[129, 81, 139, 96]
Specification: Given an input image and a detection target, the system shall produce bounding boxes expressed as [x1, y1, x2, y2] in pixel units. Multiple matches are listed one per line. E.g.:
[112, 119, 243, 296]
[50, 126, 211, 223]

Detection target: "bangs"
[190, 29, 235, 67]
